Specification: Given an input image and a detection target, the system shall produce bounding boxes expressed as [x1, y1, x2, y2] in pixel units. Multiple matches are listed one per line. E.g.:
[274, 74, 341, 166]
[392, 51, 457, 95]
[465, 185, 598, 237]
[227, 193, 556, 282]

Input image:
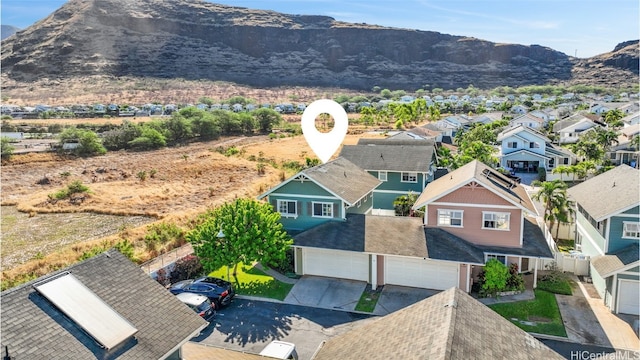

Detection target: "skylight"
[34, 272, 138, 350]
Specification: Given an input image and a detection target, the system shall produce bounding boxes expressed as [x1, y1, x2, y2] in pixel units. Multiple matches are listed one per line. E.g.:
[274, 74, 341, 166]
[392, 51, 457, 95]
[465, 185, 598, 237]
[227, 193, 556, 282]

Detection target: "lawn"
[536, 277, 574, 295]
[354, 286, 382, 312]
[209, 263, 294, 301]
[489, 289, 567, 337]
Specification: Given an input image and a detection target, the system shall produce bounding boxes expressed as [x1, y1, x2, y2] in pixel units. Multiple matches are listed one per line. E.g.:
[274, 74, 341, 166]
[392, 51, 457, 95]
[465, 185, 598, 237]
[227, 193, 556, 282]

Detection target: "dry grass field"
[0, 121, 382, 288]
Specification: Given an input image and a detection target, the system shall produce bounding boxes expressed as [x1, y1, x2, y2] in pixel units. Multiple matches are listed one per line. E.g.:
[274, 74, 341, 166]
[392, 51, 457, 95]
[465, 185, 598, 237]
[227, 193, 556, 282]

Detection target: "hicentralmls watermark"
[570, 351, 640, 360]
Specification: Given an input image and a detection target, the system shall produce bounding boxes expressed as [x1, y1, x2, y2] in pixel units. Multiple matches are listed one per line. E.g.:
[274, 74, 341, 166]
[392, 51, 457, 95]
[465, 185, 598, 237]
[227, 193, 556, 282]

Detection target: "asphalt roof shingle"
[567, 164, 640, 221]
[312, 287, 564, 360]
[1, 250, 207, 360]
[340, 144, 434, 172]
[591, 243, 640, 278]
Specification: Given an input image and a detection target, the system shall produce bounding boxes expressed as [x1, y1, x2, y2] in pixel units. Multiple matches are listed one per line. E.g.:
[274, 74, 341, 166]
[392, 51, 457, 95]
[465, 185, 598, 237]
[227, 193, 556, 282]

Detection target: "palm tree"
[531, 179, 569, 239]
[604, 109, 624, 129]
[594, 128, 620, 153]
[551, 197, 575, 240]
[551, 165, 571, 181]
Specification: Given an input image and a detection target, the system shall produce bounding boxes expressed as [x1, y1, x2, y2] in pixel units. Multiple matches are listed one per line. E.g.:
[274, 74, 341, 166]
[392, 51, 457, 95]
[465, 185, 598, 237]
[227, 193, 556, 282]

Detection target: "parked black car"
[169, 277, 235, 307]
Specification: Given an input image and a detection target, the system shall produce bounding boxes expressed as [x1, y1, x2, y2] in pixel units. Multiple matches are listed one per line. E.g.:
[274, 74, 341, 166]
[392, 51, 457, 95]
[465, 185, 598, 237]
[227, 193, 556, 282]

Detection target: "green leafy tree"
[187, 198, 293, 281]
[128, 127, 167, 150]
[253, 108, 282, 133]
[237, 112, 256, 134]
[1, 136, 15, 160]
[436, 145, 453, 167]
[360, 106, 376, 126]
[452, 141, 497, 169]
[482, 259, 509, 297]
[380, 89, 392, 99]
[58, 127, 107, 156]
[165, 114, 193, 144]
[198, 96, 215, 106]
[393, 191, 422, 217]
[215, 109, 242, 134]
[427, 105, 441, 121]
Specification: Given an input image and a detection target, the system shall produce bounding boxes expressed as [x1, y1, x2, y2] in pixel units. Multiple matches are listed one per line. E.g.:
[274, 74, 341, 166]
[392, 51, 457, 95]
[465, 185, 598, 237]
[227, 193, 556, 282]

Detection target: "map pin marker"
[301, 99, 348, 164]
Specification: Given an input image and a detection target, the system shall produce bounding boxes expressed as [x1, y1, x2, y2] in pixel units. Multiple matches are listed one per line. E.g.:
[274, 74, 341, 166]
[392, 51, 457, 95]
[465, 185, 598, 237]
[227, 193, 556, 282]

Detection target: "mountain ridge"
[1, 0, 638, 91]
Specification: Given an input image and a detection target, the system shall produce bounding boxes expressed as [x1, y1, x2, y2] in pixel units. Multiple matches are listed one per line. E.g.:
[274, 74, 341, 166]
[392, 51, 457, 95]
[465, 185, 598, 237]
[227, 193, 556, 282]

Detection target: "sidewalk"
[575, 278, 640, 350]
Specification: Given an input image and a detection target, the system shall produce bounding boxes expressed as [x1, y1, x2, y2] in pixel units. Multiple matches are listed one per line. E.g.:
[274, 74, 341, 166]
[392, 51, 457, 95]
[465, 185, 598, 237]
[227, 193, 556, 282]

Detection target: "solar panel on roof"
[33, 272, 138, 350]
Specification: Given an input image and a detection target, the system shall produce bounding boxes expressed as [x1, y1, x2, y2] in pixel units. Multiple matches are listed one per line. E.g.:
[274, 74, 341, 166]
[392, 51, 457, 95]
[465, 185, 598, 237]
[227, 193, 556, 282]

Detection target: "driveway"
[284, 276, 439, 315]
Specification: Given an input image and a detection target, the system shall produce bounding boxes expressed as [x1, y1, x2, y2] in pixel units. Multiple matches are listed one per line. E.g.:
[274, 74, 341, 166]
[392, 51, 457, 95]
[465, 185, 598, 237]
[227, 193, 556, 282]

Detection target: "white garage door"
[303, 248, 369, 282]
[617, 279, 639, 315]
[386, 256, 458, 290]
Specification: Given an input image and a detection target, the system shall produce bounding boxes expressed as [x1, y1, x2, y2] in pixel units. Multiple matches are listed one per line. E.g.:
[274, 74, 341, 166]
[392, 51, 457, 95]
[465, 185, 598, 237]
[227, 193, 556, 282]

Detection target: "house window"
[378, 171, 388, 182]
[483, 212, 510, 230]
[401, 172, 418, 183]
[507, 142, 518, 148]
[486, 254, 507, 265]
[623, 222, 640, 239]
[529, 142, 540, 149]
[437, 209, 463, 227]
[563, 158, 569, 165]
[312, 202, 333, 218]
[277, 200, 297, 218]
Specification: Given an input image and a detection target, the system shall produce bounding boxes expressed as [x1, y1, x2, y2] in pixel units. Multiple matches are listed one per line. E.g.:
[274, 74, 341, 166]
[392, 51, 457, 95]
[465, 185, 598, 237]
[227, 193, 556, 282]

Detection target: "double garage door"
[303, 248, 369, 282]
[617, 279, 639, 315]
[386, 256, 458, 290]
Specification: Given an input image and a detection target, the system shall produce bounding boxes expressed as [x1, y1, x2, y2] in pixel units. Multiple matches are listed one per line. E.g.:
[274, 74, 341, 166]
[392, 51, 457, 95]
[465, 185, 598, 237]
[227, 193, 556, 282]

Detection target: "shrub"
[1, 137, 15, 160]
[51, 180, 91, 200]
[113, 239, 136, 261]
[506, 263, 525, 292]
[224, 146, 240, 157]
[256, 162, 266, 175]
[144, 222, 185, 250]
[481, 259, 509, 297]
[170, 255, 203, 283]
[136, 170, 147, 182]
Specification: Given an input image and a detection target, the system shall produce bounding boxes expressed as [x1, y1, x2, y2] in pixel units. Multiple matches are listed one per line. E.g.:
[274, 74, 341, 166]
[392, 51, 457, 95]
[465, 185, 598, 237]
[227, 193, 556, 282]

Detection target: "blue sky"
[2, 0, 638, 58]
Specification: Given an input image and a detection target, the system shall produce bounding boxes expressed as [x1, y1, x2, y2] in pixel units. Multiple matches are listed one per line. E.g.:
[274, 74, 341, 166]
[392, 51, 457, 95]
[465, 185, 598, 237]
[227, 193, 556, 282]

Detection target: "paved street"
[191, 298, 377, 360]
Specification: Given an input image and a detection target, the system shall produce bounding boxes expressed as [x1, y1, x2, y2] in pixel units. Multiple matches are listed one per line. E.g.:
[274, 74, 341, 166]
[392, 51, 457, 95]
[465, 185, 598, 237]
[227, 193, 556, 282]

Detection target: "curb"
[234, 295, 379, 316]
[528, 332, 576, 343]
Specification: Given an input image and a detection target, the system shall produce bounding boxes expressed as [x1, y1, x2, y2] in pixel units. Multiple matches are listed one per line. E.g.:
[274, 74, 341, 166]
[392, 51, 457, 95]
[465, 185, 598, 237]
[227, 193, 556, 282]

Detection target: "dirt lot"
[0, 130, 381, 275]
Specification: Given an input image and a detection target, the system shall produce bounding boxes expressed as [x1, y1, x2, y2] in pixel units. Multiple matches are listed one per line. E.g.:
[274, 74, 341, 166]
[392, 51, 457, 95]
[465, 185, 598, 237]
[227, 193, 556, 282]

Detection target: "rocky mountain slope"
[1, 0, 638, 91]
[1, 25, 20, 40]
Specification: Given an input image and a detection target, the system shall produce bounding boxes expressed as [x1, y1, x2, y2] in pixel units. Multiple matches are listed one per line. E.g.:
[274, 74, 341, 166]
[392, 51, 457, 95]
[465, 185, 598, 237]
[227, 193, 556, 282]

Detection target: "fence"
[140, 243, 194, 277]
[536, 220, 589, 276]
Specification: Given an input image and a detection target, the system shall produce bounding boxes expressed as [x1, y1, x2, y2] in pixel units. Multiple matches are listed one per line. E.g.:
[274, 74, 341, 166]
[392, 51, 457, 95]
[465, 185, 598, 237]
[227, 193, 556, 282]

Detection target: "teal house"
[568, 164, 639, 315]
[258, 157, 381, 233]
[340, 138, 436, 215]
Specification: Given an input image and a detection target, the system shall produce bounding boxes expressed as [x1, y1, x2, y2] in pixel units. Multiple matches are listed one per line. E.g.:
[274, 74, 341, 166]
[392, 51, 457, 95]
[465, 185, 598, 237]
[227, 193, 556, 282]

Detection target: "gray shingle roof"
[340, 144, 434, 172]
[1, 250, 207, 360]
[591, 243, 640, 278]
[475, 217, 555, 259]
[312, 287, 564, 360]
[359, 135, 436, 146]
[298, 157, 381, 205]
[294, 215, 548, 262]
[567, 164, 640, 221]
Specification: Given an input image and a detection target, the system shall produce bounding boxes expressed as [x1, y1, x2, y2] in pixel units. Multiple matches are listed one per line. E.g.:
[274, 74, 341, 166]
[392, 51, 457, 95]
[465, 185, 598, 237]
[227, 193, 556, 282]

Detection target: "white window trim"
[378, 171, 388, 182]
[622, 221, 640, 239]
[507, 141, 517, 148]
[312, 201, 333, 218]
[486, 254, 507, 265]
[401, 172, 418, 183]
[277, 199, 297, 219]
[482, 211, 511, 231]
[437, 209, 463, 228]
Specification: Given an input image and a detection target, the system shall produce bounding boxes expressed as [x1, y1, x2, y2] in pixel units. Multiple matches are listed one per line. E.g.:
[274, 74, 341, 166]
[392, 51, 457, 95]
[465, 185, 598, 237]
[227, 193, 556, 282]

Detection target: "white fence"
[536, 221, 589, 276]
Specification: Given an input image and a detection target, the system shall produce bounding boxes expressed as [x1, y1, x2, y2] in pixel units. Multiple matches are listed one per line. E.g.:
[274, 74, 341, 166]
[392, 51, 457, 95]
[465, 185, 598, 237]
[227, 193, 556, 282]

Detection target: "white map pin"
[301, 99, 348, 164]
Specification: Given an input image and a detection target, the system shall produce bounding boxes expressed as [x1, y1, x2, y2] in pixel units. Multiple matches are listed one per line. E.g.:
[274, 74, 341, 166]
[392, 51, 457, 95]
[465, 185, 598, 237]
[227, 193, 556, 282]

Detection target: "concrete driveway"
[284, 276, 439, 315]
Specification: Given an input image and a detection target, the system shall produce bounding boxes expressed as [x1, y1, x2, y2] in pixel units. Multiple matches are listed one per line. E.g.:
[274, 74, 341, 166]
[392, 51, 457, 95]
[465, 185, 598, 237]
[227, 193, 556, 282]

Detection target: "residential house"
[312, 288, 564, 360]
[529, 109, 552, 122]
[340, 140, 436, 214]
[472, 112, 503, 126]
[622, 111, 640, 126]
[258, 157, 380, 233]
[511, 104, 529, 115]
[279, 160, 552, 293]
[496, 124, 576, 174]
[510, 113, 546, 130]
[0, 250, 208, 359]
[567, 165, 639, 315]
[412, 160, 553, 286]
[552, 114, 601, 144]
[609, 124, 640, 167]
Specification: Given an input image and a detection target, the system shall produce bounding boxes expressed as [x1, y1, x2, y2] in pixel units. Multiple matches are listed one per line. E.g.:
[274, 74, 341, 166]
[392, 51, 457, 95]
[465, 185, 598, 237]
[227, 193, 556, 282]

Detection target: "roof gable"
[312, 288, 564, 360]
[0, 251, 207, 360]
[497, 124, 550, 142]
[413, 160, 537, 215]
[259, 157, 380, 206]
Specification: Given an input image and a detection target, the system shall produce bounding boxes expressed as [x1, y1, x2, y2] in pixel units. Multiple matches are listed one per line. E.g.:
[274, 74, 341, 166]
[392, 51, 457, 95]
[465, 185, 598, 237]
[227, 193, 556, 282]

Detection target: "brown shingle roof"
[591, 243, 640, 278]
[567, 164, 640, 221]
[312, 287, 564, 360]
[413, 160, 537, 215]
